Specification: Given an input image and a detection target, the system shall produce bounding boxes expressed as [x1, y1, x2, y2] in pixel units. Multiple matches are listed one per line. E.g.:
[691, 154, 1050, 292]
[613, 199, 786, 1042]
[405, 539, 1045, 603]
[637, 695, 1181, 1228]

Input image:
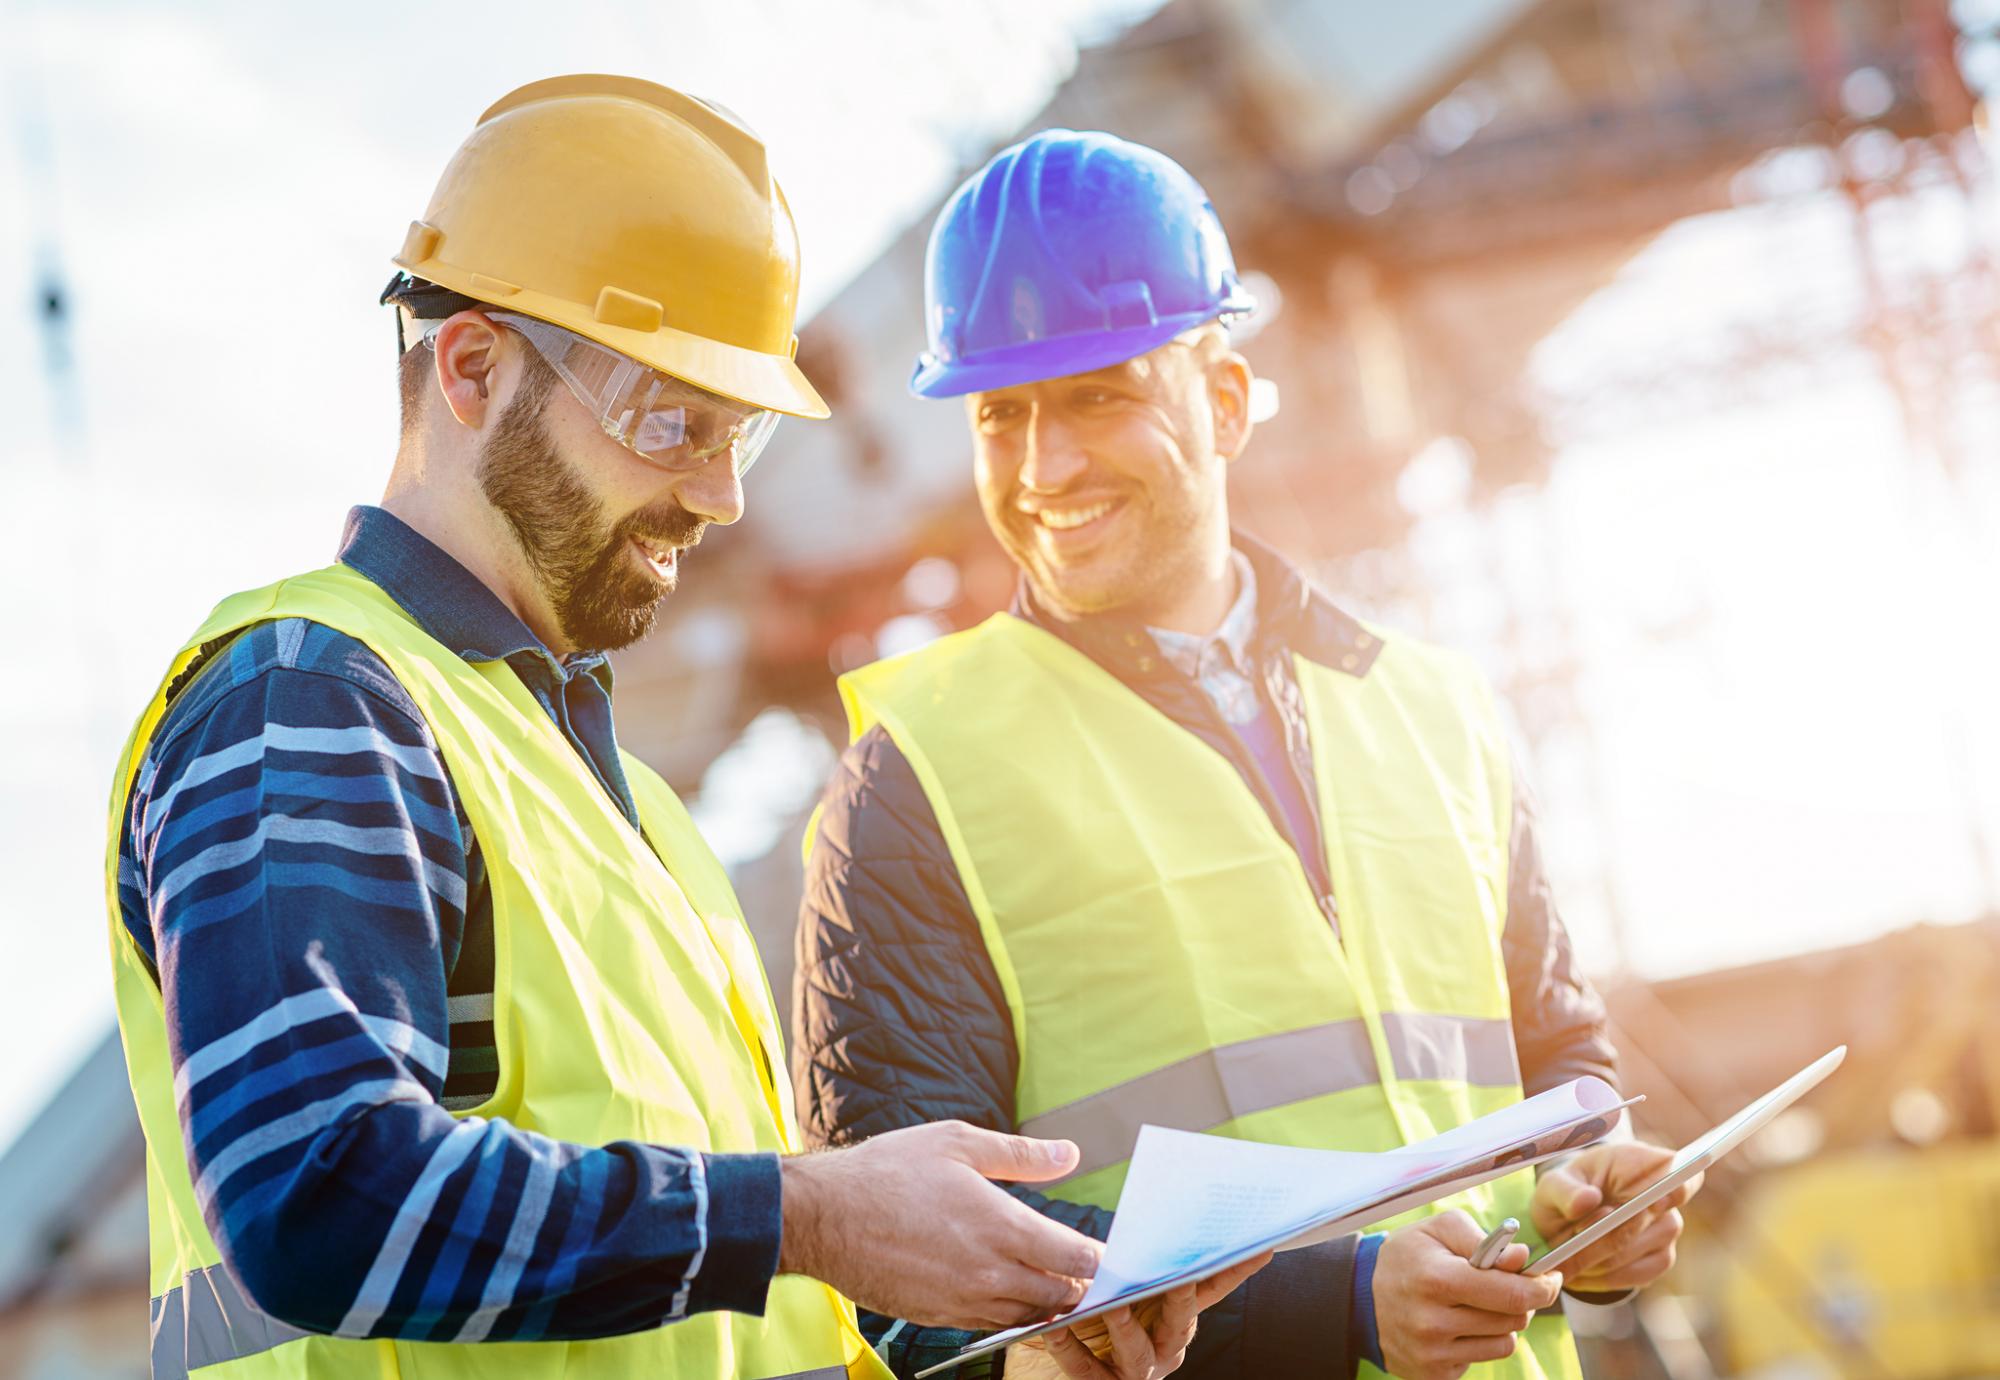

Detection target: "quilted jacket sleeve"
[791, 726, 1361, 1378]
[1503, 769, 1620, 1096]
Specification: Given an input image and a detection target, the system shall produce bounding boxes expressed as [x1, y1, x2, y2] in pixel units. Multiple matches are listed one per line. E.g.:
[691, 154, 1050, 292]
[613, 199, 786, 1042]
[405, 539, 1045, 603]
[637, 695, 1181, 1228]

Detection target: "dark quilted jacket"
[792, 535, 1619, 1378]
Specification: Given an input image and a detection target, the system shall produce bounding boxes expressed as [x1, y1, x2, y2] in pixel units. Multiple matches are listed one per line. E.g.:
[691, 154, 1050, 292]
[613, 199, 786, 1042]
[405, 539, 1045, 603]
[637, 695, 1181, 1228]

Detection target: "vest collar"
[337, 505, 612, 690]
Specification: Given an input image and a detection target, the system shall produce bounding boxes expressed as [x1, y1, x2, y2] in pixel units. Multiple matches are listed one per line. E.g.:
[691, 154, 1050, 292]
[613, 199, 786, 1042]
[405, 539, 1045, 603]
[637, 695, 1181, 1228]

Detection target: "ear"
[1209, 349, 1255, 463]
[430, 310, 506, 430]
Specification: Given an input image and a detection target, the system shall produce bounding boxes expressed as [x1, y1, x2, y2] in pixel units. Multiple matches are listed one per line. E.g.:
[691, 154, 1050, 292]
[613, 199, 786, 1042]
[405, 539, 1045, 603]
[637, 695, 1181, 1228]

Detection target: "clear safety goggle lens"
[426, 312, 780, 477]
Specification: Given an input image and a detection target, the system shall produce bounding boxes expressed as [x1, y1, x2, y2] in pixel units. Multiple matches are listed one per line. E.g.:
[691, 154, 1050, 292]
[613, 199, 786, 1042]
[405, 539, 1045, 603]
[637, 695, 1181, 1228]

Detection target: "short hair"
[383, 275, 556, 435]
[397, 339, 430, 435]
[383, 274, 481, 437]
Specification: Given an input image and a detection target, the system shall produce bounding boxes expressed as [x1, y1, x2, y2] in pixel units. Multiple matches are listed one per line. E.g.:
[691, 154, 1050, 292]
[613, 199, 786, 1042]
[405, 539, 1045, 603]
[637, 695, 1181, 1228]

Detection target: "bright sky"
[0, 0, 1158, 1149]
[2, 0, 1996, 1156]
[1503, 175, 2000, 980]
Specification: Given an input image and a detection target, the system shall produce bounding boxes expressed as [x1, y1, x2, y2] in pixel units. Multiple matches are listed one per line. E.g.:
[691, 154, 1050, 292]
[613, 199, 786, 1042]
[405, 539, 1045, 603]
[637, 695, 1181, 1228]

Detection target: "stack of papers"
[919, 1076, 1635, 1376]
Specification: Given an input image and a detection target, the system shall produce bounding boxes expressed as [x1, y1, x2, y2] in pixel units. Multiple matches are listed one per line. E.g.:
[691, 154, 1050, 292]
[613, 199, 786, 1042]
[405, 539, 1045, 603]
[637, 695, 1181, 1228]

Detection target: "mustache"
[616, 501, 707, 551]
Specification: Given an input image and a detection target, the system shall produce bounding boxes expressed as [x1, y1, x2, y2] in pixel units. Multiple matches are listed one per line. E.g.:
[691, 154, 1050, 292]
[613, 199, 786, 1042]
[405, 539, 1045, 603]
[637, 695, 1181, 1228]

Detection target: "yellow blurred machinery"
[1595, 921, 2000, 1379]
[1723, 1143, 2000, 1377]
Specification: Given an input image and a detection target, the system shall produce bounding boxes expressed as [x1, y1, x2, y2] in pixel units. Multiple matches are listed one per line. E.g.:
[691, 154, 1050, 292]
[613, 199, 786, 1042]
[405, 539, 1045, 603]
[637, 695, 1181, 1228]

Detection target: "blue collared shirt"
[1146, 551, 1332, 905]
[113, 505, 781, 1344]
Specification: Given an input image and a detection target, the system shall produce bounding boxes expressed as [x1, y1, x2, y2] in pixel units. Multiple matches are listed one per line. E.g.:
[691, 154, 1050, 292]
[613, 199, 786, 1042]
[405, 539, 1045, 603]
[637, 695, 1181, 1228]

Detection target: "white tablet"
[1524, 1045, 1846, 1276]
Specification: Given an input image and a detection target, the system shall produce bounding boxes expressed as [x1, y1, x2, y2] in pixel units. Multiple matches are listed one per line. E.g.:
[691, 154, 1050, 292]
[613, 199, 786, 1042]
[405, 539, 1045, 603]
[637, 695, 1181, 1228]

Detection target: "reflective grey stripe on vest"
[1380, 1011, 1520, 1089]
[151, 1262, 308, 1379]
[149, 1265, 850, 1380]
[1019, 1013, 1519, 1182]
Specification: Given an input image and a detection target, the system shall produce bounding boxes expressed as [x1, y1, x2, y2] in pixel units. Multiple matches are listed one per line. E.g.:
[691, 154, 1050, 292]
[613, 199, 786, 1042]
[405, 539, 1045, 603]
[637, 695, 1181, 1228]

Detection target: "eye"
[977, 400, 1027, 432]
[1072, 386, 1120, 408]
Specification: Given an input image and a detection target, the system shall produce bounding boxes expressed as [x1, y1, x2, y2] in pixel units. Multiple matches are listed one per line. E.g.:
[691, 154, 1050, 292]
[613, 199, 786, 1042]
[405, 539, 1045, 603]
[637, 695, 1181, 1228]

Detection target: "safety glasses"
[426, 311, 781, 477]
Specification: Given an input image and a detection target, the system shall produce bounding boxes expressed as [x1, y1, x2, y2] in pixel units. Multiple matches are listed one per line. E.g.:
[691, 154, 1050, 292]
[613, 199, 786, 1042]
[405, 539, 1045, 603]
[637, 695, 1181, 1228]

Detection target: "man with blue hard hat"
[793, 130, 1697, 1379]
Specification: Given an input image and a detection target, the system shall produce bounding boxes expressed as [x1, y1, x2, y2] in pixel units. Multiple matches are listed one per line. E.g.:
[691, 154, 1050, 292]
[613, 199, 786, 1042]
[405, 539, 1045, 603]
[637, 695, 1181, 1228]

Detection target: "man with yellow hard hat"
[795, 130, 1697, 1379]
[107, 79, 1256, 1380]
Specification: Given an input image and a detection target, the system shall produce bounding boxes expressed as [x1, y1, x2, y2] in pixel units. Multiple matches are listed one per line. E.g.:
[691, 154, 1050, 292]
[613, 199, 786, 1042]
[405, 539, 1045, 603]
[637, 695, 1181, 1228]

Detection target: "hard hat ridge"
[911, 128, 1254, 399]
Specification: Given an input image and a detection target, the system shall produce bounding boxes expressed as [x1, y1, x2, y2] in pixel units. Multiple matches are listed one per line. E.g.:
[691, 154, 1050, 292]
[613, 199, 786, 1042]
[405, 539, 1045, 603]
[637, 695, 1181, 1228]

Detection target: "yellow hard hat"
[393, 74, 827, 419]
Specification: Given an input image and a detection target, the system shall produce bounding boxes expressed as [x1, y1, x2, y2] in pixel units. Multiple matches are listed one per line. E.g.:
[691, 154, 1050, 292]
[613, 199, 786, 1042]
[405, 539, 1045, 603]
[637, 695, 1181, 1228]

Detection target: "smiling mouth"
[629, 535, 680, 581]
[1030, 497, 1125, 533]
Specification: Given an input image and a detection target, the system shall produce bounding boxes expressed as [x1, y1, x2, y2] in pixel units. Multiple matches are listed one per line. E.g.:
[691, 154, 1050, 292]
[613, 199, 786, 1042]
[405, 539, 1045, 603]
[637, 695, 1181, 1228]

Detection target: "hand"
[1530, 1142, 1700, 1295]
[1006, 1253, 1273, 1379]
[1375, 1212, 1566, 1380]
[778, 1121, 1103, 1330]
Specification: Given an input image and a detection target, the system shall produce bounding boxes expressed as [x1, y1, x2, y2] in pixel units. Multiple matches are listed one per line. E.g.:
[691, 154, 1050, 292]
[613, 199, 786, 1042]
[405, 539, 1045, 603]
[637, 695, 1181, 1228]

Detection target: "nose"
[1019, 407, 1088, 494]
[673, 452, 745, 527]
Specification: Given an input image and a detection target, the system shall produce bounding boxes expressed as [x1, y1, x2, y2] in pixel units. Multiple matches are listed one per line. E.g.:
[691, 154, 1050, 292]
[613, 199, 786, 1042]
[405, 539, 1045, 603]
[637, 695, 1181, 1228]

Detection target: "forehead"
[971, 344, 1179, 404]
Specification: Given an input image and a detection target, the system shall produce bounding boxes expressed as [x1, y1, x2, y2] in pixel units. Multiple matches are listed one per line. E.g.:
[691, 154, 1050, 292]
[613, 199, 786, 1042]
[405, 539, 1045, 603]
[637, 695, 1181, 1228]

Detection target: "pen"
[1470, 1217, 1520, 1270]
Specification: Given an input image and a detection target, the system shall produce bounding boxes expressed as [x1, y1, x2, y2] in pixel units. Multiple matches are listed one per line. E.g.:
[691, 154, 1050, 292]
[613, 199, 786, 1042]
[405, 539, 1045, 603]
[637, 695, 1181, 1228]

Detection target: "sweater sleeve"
[118, 632, 779, 1344]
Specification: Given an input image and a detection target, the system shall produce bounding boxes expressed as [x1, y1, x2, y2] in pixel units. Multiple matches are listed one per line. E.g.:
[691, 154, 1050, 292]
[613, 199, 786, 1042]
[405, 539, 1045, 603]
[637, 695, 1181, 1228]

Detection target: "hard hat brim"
[399, 256, 829, 419]
[908, 313, 1218, 400]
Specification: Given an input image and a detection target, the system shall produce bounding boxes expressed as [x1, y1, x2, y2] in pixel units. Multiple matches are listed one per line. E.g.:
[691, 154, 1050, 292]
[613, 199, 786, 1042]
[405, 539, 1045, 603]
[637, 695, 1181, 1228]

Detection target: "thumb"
[1422, 1209, 1489, 1256]
[956, 1126, 1082, 1182]
[1536, 1163, 1602, 1224]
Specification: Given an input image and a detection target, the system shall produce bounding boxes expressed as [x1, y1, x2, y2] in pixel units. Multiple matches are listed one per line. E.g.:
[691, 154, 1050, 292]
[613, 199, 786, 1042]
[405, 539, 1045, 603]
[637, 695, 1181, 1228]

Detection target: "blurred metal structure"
[0, 1032, 147, 1378]
[647, 0, 1996, 732]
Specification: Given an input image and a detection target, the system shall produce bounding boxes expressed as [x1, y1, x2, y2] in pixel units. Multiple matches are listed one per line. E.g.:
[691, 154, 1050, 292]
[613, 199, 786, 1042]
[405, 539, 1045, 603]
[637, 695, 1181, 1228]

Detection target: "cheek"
[554, 424, 663, 515]
[971, 447, 1017, 519]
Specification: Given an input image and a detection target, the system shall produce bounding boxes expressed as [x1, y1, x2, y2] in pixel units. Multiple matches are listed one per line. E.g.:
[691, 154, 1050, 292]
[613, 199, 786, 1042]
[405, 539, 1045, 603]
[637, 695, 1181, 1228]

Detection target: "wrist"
[778, 1153, 827, 1278]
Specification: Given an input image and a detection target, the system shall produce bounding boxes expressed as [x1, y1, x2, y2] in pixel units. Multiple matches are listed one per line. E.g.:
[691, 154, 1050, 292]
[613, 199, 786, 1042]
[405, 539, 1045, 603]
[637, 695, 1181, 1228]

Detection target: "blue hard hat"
[910, 129, 1255, 398]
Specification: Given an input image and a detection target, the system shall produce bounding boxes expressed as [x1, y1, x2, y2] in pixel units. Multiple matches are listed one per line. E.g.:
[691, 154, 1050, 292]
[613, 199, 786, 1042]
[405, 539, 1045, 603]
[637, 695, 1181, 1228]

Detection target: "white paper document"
[916, 1076, 1635, 1377]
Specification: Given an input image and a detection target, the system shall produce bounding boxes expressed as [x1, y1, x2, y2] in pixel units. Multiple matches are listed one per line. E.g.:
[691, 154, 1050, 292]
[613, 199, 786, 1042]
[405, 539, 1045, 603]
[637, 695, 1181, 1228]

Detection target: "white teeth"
[1037, 500, 1117, 531]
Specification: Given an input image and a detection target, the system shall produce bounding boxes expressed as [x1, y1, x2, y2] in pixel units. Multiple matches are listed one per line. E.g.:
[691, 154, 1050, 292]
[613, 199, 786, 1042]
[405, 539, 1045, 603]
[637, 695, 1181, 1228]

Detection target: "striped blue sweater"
[113, 506, 781, 1342]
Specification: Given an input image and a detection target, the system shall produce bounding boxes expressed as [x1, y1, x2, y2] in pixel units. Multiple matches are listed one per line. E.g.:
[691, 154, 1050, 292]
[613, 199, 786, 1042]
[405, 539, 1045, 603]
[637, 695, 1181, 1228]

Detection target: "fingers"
[1441, 1332, 1521, 1366]
[1446, 1304, 1534, 1338]
[999, 1197, 1106, 1282]
[1446, 1259, 1564, 1314]
[954, 1123, 1082, 1183]
[1566, 1201, 1678, 1276]
[1600, 1246, 1677, 1290]
[1491, 1242, 1531, 1274]
[1534, 1163, 1604, 1226]
[1046, 1325, 1114, 1379]
[1192, 1251, 1272, 1309]
[972, 1259, 1091, 1325]
[1575, 1211, 1682, 1290]
[1423, 1209, 1491, 1255]
[1156, 1283, 1199, 1342]
[1103, 1305, 1160, 1377]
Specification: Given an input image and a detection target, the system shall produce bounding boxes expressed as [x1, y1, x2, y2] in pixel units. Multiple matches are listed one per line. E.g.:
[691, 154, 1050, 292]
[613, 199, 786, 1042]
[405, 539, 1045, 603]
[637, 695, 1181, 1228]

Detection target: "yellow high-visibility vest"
[107, 564, 889, 1380]
[839, 612, 1581, 1380]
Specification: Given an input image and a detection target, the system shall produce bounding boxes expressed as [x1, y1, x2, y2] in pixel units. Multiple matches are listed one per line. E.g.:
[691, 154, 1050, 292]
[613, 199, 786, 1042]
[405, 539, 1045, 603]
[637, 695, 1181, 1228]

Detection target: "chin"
[1029, 572, 1146, 622]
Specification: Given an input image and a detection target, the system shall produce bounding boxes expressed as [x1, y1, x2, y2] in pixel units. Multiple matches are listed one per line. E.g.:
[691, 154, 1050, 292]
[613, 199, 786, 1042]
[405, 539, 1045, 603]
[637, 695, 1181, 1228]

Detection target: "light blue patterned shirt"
[1146, 550, 1261, 725]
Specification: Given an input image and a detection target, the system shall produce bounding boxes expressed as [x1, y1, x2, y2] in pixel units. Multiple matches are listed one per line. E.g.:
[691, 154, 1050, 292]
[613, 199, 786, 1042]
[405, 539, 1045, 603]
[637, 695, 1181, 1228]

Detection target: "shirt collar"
[1146, 550, 1258, 679]
[337, 505, 611, 686]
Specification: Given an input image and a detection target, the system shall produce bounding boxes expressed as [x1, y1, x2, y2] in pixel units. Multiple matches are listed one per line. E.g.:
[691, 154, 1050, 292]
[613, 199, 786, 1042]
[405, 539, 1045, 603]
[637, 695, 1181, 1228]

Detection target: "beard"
[476, 381, 705, 652]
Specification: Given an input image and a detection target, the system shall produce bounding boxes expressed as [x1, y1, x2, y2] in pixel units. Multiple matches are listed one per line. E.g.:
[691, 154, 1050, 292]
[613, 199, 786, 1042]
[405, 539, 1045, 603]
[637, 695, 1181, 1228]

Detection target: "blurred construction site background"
[5, 0, 2000, 1376]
